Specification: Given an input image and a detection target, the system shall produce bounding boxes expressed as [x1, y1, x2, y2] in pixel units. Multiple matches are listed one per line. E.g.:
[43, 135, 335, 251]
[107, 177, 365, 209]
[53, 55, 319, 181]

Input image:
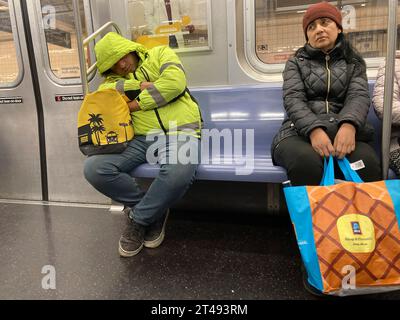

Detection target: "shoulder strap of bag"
[337, 157, 364, 183]
[321, 156, 363, 186]
[321, 156, 335, 186]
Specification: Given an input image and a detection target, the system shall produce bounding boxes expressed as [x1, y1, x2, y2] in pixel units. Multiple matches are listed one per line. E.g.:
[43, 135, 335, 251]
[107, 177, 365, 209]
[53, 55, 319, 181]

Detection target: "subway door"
[0, 0, 42, 200]
[23, 0, 110, 204]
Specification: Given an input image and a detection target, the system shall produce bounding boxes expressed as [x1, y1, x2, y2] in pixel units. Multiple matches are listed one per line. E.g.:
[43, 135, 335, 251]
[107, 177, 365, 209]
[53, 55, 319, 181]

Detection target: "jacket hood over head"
[95, 32, 148, 74]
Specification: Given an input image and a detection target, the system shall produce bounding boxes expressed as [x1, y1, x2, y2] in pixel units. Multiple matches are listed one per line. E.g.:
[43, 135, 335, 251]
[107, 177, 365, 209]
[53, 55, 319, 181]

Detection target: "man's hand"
[128, 100, 141, 112]
[310, 127, 335, 157]
[140, 82, 152, 91]
[334, 123, 356, 159]
[128, 82, 152, 112]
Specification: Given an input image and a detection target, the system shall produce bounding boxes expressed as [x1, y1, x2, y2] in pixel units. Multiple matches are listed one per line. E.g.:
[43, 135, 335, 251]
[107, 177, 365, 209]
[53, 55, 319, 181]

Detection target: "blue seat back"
[193, 85, 284, 156]
[131, 83, 395, 181]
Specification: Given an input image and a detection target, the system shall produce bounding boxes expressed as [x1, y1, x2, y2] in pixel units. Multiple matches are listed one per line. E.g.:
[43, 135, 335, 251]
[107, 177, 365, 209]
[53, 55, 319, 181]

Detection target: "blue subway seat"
[130, 83, 396, 181]
[130, 160, 288, 183]
[130, 84, 288, 182]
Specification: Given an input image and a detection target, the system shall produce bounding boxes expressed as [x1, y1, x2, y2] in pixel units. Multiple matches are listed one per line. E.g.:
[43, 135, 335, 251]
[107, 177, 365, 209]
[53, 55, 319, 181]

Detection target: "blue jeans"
[84, 135, 200, 226]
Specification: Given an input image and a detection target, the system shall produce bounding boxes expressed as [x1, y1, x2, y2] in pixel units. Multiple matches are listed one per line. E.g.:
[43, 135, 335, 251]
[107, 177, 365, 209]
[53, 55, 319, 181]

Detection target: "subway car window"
[39, 0, 90, 81]
[252, 0, 400, 70]
[126, 0, 212, 52]
[0, 0, 21, 87]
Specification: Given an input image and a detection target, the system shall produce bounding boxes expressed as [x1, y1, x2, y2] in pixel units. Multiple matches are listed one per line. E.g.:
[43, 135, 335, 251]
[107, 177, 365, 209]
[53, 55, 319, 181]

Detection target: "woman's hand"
[310, 127, 335, 157]
[333, 123, 356, 159]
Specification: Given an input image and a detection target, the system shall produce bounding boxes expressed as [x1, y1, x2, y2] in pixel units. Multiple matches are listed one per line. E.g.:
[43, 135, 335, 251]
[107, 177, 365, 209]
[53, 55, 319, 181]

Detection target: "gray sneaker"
[144, 210, 170, 248]
[118, 216, 145, 257]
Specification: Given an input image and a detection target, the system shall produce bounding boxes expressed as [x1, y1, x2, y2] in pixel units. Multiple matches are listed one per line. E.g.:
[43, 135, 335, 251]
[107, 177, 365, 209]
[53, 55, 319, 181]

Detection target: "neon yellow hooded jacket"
[95, 32, 202, 137]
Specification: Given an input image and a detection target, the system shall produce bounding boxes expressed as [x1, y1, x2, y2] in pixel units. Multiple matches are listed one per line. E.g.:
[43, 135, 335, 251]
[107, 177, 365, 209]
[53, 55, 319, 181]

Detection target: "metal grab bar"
[83, 22, 122, 79]
[83, 21, 122, 46]
[72, 0, 122, 95]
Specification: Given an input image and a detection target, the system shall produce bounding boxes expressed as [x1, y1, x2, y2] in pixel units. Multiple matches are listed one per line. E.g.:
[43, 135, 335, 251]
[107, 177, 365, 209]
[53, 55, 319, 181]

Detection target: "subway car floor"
[0, 202, 399, 300]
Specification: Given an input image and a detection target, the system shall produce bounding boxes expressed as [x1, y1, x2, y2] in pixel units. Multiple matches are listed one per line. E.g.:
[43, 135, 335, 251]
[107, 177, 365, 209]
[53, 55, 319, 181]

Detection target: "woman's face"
[111, 53, 139, 76]
[306, 17, 341, 53]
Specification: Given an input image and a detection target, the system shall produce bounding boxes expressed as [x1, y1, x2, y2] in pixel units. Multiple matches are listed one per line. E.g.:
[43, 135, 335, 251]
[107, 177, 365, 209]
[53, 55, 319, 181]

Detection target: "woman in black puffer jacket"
[272, 1, 381, 186]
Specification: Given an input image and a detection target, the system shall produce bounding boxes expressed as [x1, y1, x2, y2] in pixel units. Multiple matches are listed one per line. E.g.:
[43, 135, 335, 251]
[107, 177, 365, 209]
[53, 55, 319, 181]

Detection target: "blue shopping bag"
[284, 156, 400, 296]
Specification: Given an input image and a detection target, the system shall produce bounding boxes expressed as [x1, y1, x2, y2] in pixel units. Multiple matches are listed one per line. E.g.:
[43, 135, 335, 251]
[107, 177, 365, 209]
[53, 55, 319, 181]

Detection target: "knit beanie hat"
[303, 2, 343, 40]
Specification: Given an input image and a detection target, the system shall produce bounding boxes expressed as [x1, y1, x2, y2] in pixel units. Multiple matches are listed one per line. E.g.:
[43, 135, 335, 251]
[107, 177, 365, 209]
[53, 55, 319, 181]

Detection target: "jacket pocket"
[271, 120, 298, 156]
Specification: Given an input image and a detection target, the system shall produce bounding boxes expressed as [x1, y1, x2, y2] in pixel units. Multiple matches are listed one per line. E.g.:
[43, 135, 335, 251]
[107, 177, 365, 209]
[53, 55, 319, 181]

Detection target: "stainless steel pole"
[72, 0, 88, 95]
[381, 0, 398, 179]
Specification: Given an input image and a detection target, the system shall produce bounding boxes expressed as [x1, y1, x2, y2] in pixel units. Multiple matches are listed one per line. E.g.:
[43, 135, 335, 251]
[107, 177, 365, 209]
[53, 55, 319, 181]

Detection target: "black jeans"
[274, 135, 382, 186]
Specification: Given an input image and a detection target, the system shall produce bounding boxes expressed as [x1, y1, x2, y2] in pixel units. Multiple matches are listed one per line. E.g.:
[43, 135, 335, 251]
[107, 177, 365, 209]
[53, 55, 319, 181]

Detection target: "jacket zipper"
[140, 66, 150, 83]
[325, 54, 331, 114]
[140, 66, 167, 134]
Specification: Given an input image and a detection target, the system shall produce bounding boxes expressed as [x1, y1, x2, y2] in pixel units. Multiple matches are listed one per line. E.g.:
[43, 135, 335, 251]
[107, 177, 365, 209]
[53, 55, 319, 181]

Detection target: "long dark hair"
[339, 33, 367, 70]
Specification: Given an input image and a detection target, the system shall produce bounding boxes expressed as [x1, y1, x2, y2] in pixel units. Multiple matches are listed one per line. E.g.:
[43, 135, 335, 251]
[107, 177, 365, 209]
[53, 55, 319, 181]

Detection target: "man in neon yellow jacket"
[84, 32, 202, 257]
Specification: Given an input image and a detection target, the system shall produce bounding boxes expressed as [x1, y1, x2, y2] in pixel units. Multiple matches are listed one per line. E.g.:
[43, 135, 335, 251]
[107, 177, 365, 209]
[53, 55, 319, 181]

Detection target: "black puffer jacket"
[271, 35, 374, 161]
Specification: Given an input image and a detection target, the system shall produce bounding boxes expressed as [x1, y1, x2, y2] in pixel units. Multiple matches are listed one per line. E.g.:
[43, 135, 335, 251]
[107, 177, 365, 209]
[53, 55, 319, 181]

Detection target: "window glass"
[40, 0, 89, 79]
[0, 0, 20, 86]
[255, 0, 400, 65]
[127, 0, 211, 52]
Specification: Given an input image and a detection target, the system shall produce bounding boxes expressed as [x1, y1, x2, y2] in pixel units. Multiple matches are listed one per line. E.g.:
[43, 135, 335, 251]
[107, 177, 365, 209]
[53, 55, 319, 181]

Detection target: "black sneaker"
[118, 216, 145, 257]
[144, 210, 170, 248]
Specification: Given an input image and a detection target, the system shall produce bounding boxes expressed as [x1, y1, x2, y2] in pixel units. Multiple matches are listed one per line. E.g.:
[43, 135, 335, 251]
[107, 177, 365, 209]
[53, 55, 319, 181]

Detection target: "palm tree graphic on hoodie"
[88, 113, 105, 145]
[119, 119, 133, 141]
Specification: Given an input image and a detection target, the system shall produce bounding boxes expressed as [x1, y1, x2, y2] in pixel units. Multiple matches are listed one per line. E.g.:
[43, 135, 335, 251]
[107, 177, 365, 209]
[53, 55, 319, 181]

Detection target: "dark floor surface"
[0, 202, 399, 300]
